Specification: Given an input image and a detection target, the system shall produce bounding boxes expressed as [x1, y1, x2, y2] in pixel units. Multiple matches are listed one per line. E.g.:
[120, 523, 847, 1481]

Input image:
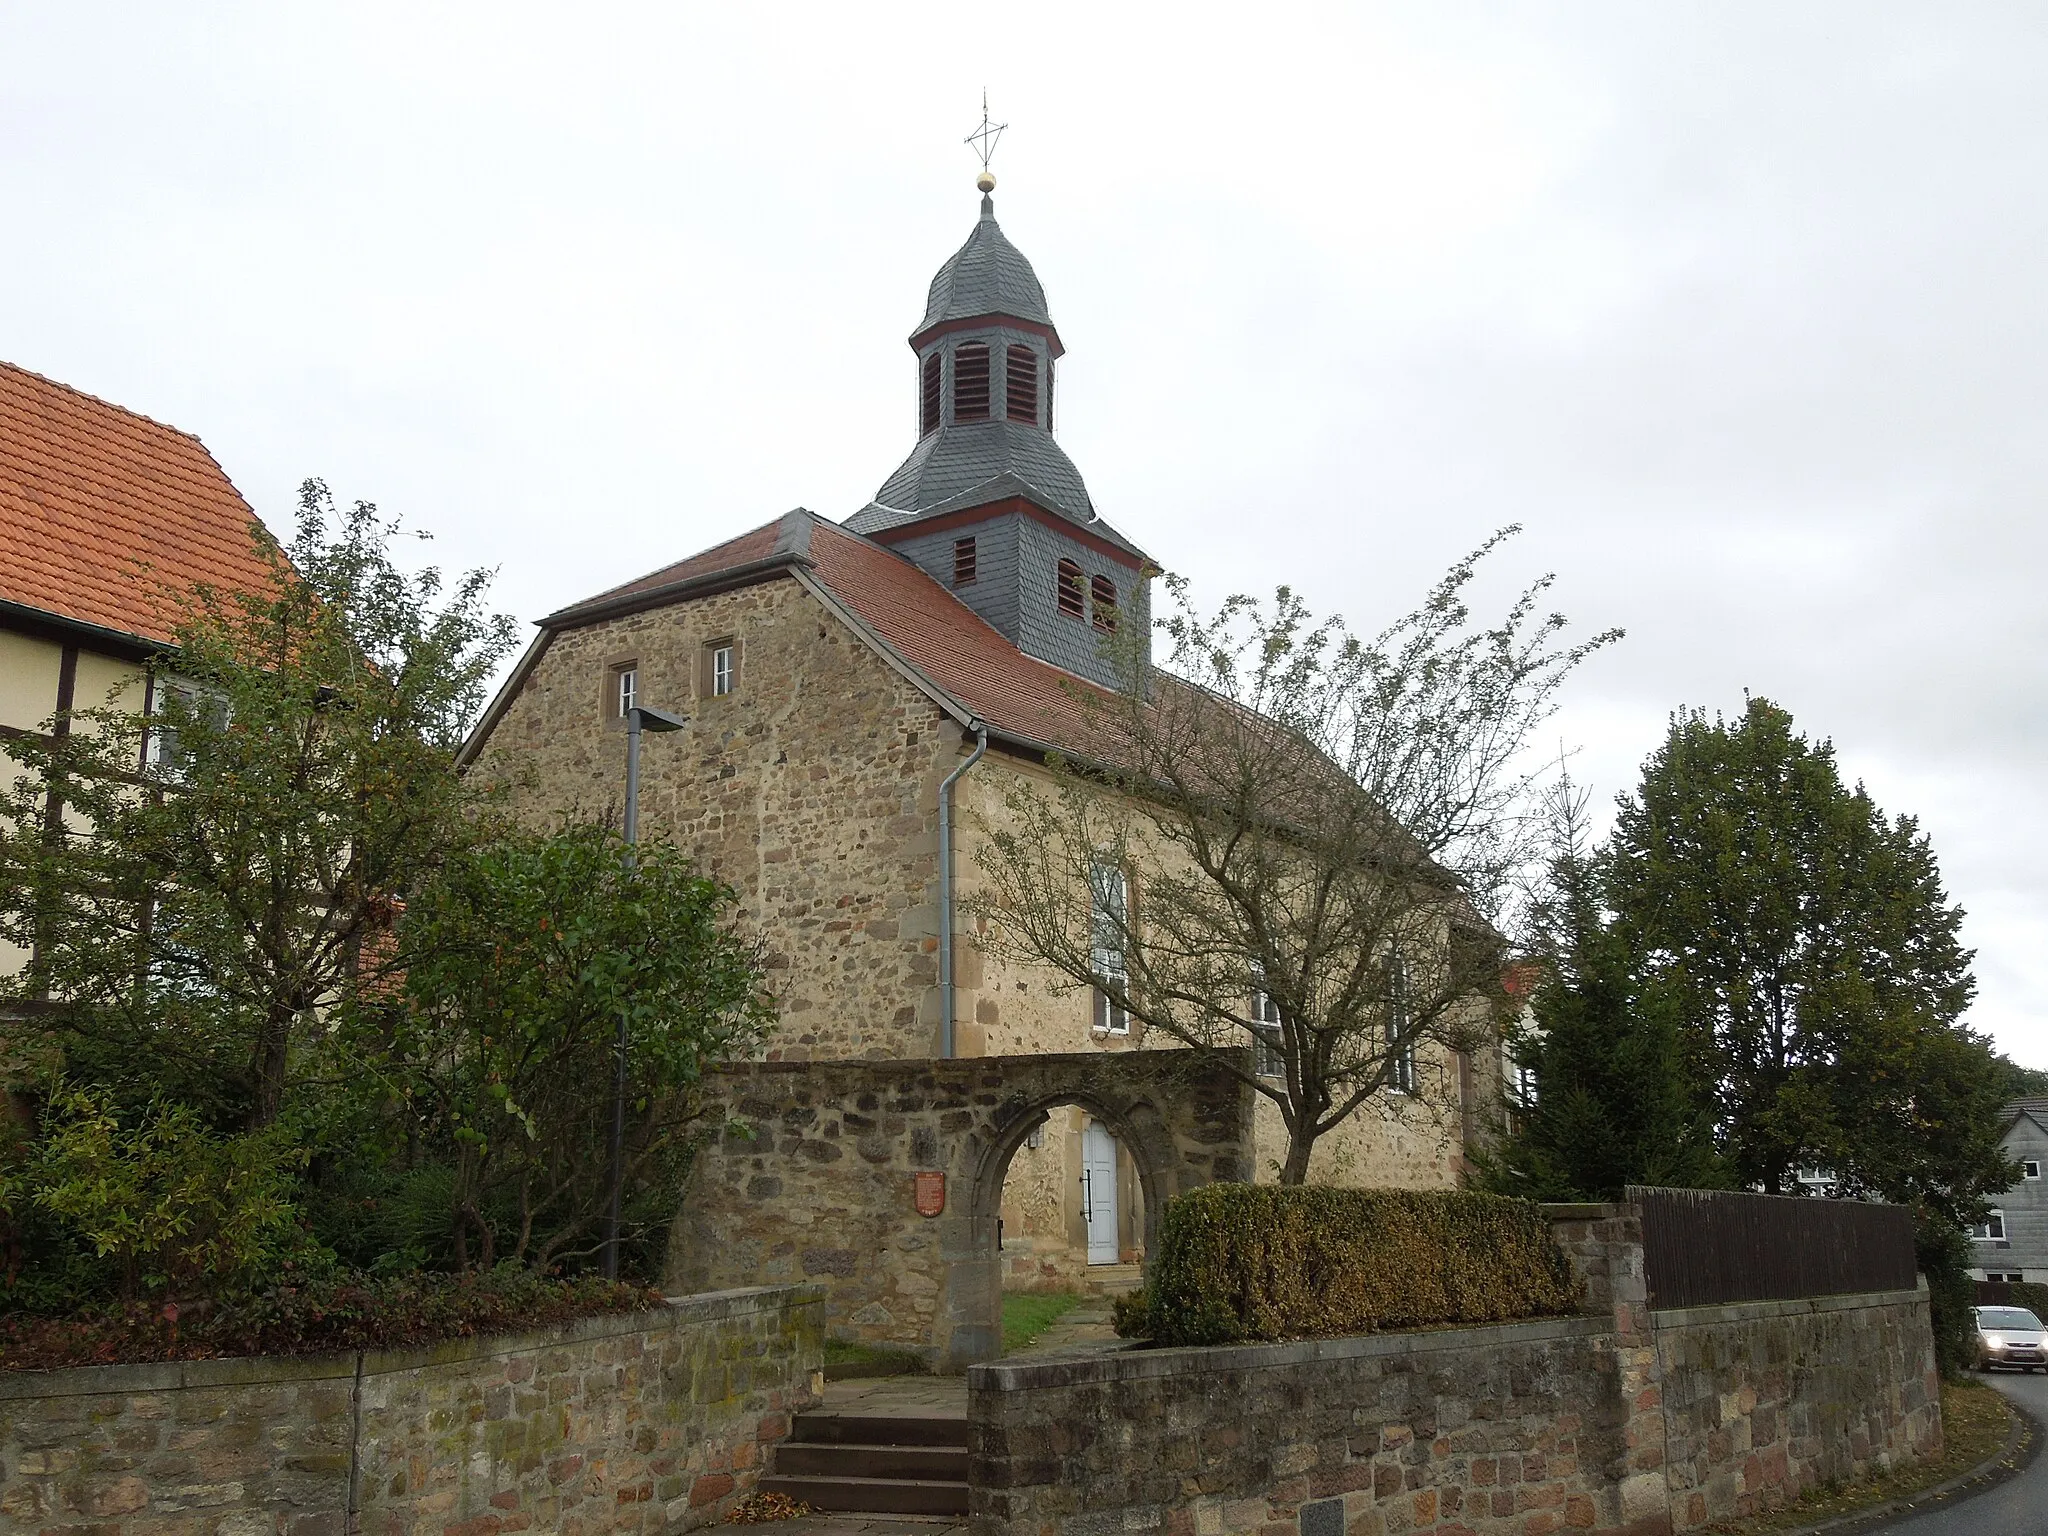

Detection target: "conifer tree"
[1605, 697, 2011, 1225]
[1482, 782, 1722, 1200]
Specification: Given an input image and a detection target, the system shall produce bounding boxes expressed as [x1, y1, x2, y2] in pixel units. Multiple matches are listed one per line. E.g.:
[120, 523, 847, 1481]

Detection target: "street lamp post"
[605, 703, 688, 1281]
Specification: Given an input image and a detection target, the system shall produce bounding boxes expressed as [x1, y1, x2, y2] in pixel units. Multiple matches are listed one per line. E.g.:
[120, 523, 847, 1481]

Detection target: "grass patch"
[1003, 1289, 1082, 1354]
[1704, 1378, 2017, 1533]
[821, 1337, 927, 1380]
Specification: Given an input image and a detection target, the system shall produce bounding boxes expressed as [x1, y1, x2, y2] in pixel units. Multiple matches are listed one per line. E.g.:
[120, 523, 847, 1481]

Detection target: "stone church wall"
[466, 574, 966, 1060]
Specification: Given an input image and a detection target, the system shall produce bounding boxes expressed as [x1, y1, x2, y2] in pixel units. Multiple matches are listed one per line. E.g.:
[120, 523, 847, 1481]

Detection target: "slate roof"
[915, 195, 1055, 339]
[0, 361, 274, 647]
[872, 424, 1099, 529]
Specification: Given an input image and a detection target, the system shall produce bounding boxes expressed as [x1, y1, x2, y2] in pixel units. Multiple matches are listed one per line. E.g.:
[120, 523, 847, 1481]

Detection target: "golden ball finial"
[976, 170, 997, 194]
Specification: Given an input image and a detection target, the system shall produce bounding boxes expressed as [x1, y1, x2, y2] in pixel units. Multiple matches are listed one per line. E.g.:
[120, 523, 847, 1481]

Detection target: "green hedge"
[2003, 1281, 2048, 1322]
[1132, 1185, 1583, 1347]
[0, 1267, 665, 1373]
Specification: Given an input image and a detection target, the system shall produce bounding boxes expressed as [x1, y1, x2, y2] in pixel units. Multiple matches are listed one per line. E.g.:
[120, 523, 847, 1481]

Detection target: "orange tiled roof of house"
[0, 361, 275, 646]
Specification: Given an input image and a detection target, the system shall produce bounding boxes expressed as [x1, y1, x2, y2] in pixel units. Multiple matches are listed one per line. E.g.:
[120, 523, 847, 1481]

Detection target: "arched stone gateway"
[669, 1050, 1253, 1370]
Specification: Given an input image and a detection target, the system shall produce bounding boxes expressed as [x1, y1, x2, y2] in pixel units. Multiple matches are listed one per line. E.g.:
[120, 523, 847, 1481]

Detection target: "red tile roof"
[566, 521, 787, 612]
[0, 361, 275, 646]
[803, 519, 1113, 753]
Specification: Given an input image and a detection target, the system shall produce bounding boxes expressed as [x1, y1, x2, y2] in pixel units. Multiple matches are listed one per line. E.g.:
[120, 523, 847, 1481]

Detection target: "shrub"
[1140, 1185, 1582, 1347]
[0, 1265, 663, 1372]
[0, 1081, 315, 1303]
[1916, 1209, 1978, 1379]
[2007, 1281, 2048, 1323]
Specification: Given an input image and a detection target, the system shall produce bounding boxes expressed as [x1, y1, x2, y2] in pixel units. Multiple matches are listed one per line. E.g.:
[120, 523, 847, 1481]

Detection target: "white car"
[1973, 1305, 2048, 1372]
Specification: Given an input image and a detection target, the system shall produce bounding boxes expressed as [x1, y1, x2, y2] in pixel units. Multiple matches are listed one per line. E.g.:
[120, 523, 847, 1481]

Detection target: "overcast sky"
[4, 3, 2044, 1062]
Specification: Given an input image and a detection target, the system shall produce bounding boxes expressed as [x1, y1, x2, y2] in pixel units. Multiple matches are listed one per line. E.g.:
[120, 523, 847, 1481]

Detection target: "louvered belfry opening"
[953, 343, 992, 422]
[1057, 559, 1085, 618]
[953, 537, 977, 587]
[1090, 574, 1118, 632]
[920, 353, 942, 437]
[1005, 345, 1039, 425]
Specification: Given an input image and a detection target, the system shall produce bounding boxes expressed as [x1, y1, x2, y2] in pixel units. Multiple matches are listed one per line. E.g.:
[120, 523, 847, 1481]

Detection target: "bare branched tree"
[970, 528, 1620, 1183]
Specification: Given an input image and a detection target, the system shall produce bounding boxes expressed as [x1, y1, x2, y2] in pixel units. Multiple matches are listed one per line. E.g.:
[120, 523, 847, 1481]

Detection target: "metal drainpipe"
[938, 721, 989, 1058]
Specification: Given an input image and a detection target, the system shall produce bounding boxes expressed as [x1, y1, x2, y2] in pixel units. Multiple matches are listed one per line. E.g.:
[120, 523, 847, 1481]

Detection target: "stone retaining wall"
[966, 1202, 1939, 1536]
[0, 1284, 823, 1536]
[1657, 1291, 1941, 1529]
[970, 1314, 1647, 1536]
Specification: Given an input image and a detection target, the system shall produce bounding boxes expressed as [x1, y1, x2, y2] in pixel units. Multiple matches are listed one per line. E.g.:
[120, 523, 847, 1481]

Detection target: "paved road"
[1865, 1369, 2044, 1535]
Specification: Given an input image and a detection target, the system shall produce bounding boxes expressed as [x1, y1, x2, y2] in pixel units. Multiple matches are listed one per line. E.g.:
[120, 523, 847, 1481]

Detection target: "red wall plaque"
[914, 1171, 946, 1218]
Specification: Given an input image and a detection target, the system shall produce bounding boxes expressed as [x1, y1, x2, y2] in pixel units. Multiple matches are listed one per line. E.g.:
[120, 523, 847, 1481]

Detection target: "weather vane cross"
[965, 91, 1007, 187]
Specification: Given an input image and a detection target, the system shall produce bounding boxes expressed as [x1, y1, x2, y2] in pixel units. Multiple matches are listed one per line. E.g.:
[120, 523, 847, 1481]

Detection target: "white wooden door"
[1082, 1121, 1120, 1265]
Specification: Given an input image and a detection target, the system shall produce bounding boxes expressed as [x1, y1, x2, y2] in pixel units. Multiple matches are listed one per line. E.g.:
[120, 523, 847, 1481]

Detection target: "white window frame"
[1385, 950, 1417, 1095]
[1974, 1210, 2008, 1242]
[711, 644, 735, 697]
[2026, 1160, 2041, 1181]
[615, 665, 638, 719]
[1249, 970, 1286, 1079]
[145, 674, 224, 781]
[1090, 860, 1129, 1036]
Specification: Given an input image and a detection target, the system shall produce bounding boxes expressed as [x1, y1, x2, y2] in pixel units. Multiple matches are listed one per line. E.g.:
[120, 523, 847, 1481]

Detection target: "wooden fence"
[1628, 1185, 1918, 1309]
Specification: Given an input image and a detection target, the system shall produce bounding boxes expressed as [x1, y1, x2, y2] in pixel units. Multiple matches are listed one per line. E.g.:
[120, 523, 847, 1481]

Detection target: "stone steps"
[760, 1409, 970, 1516]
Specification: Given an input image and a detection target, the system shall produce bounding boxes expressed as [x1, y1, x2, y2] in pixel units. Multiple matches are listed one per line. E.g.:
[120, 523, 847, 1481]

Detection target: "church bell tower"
[847, 153, 1152, 693]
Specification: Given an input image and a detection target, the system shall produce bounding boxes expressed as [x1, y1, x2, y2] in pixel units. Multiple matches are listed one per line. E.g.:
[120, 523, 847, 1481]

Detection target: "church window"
[953, 537, 977, 587]
[1386, 950, 1417, 1094]
[701, 639, 737, 698]
[1090, 575, 1118, 632]
[1091, 860, 1130, 1036]
[954, 343, 991, 421]
[612, 664, 638, 719]
[1005, 345, 1038, 424]
[920, 353, 942, 437]
[1056, 559, 1084, 619]
[1250, 967, 1286, 1079]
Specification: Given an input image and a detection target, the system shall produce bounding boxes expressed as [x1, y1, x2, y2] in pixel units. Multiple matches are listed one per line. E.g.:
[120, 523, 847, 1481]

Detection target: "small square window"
[1025, 1122, 1045, 1151]
[2026, 1161, 2041, 1181]
[701, 639, 738, 699]
[611, 664, 638, 720]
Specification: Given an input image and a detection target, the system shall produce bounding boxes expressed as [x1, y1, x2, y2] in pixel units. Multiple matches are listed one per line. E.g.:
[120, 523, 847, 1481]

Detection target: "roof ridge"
[564, 512, 811, 611]
[0, 359, 208, 446]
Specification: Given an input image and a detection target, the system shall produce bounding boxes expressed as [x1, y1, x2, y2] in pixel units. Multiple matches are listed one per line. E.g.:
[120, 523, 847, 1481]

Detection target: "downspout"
[938, 721, 990, 1058]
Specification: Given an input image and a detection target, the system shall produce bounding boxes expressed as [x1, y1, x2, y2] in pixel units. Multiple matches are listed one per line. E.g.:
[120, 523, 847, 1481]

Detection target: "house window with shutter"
[1090, 575, 1118, 632]
[1056, 559, 1084, 619]
[953, 537, 977, 587]
[1006, 345, 1038, 424]
[920, 353, 942, 436]
[954, 343, 991, 421]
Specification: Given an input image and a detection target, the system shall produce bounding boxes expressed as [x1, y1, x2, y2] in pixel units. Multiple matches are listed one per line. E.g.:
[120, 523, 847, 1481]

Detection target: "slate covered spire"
[855, 181, 1103, 535]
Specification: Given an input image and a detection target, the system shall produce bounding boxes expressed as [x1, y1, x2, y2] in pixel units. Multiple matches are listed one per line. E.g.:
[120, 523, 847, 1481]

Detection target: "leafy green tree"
[1481, 783, 1723, 1200]
[0, 482, 518, 1131]
[1606, 697, 2012, 1222]
[354, 823, 773, 1275]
